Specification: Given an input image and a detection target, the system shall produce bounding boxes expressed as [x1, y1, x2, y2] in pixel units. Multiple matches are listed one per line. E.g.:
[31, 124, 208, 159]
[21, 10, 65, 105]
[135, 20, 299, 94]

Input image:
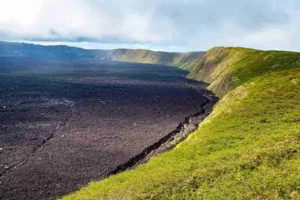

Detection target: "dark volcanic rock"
[0, 60, 212, 200]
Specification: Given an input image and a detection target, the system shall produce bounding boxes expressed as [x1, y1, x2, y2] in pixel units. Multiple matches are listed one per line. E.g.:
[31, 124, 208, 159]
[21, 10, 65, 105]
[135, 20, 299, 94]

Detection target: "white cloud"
[0, 0, 166, 43]
[0, 0, 299, 51]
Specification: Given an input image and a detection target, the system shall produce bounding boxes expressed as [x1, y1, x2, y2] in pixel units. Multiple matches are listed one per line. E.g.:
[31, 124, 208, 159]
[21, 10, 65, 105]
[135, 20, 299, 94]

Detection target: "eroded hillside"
[105, 49, 204, 71]
[188, 47, 300, 96]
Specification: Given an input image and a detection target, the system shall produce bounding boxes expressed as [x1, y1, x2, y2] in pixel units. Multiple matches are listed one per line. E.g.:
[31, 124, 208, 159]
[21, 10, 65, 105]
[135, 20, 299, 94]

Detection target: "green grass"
[188, 47, 300, 97]
[62, 48, 300, 200]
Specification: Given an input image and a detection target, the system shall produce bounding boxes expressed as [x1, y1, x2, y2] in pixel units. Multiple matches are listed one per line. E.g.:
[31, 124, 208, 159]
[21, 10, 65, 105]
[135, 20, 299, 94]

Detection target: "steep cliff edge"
[188, 47, 300, 96]
[102, 49, 204, 71]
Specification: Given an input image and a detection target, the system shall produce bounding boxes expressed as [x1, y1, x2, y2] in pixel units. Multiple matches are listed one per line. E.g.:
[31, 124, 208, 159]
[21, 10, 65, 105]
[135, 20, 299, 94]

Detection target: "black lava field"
[0, 59, 208, 200]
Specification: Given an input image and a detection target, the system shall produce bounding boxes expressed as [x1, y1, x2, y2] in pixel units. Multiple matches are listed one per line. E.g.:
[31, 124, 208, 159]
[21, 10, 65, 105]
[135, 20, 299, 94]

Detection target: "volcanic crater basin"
[0, 60, 211, 200]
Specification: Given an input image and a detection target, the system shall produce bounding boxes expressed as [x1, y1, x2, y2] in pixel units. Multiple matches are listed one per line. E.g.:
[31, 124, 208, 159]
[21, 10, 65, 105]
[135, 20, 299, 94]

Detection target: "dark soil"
[0, 60, 211, 200]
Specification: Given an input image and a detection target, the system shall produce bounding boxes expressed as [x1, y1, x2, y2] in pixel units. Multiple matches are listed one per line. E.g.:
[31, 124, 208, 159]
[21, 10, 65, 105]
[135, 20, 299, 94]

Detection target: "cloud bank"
[0, 0, 299, 51]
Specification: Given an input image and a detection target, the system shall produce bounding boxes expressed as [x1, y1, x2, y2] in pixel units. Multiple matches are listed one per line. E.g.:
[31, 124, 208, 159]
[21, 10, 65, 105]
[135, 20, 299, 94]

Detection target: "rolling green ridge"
[188, 47, 300, 96]
[104, 49, 205, 71]
[62, 47, 300, 200]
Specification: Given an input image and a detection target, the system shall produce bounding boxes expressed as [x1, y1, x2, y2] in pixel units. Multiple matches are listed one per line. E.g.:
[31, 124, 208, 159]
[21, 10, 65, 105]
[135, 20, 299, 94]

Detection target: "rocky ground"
[0, 60, 209, 200]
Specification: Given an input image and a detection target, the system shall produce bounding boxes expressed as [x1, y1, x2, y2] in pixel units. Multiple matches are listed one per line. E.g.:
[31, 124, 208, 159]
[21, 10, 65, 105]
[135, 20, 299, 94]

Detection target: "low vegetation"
[105, 49, 204, 71]
[63, 47, 300, 200]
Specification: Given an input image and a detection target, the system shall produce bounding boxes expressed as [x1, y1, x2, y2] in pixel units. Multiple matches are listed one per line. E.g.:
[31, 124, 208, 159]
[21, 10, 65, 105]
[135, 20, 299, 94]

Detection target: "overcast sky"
[0, 0, 299, 52]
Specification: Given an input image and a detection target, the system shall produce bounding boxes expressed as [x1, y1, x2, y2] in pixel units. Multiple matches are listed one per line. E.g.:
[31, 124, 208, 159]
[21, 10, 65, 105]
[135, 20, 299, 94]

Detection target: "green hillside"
[105, 49, 204, 71]
[62, 47, 300, 200]
[188, 47, 300, 96]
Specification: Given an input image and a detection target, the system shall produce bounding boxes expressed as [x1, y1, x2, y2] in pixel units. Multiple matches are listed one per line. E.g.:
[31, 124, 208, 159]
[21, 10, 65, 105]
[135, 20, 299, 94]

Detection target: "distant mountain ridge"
[0, 41, 97, 60]
[0, 41, 205, 71]
[104, 49, 205, 71]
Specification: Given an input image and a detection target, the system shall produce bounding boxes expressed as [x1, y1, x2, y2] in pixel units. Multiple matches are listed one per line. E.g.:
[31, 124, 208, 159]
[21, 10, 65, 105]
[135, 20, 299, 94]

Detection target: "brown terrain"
[0, 59, 210, 199]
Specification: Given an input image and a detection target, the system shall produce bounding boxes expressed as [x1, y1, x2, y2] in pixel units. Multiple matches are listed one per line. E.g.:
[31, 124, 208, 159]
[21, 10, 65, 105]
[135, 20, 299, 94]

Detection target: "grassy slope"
[62, 47, 300, 200]
[105, 49, 204, 71]
[188, 47, 300, 96]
